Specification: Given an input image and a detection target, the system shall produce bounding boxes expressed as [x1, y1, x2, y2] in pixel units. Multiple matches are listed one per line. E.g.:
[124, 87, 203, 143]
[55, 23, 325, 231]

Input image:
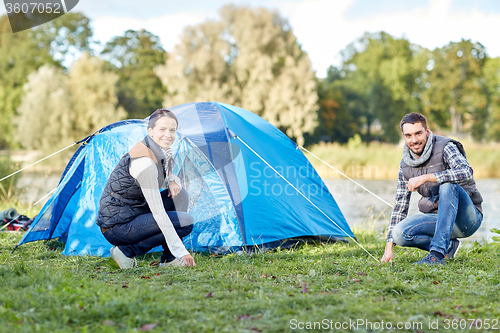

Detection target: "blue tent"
[18, 102, 353, 256]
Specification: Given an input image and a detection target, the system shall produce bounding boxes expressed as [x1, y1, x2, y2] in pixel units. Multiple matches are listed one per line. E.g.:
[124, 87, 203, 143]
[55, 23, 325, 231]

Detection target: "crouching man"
[381, 113, 483, 265]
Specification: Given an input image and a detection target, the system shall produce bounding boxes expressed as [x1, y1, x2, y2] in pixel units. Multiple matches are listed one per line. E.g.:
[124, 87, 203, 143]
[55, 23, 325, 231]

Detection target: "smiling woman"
[96, 108, 196, 269]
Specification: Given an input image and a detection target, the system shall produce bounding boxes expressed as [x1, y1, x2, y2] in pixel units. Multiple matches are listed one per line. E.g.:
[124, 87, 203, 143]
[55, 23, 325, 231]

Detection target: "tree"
[0, 13, 93, 148]
[15, 53, 126, 152]
[0, 15, 56, 148]
[155, 5, 317, 145]
[311, 67, 363, 144]
[422, 40, 488, 139]
[101, 29, 166, 119]
[339, 32, 424, 142]
[484, 57, 500, 141]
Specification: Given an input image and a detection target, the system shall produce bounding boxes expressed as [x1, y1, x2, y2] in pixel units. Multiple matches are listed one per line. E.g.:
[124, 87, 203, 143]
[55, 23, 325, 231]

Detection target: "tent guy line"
[298, 145, 395, 209]
[236, 136, 379, 262]
[0, 142, 78, 184]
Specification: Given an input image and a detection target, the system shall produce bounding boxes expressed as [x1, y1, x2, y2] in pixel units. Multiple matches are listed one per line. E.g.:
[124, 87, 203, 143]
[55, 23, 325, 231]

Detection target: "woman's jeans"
[102, 188, 194, 263]
[392, 183, 482, 256]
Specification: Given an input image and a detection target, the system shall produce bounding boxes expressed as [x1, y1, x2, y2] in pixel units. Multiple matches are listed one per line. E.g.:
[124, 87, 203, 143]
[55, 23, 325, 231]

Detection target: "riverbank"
[307, 140, 500, 179]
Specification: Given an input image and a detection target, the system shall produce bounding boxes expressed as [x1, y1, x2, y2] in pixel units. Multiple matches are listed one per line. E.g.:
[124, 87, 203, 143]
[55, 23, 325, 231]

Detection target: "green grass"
[307, 139, 500, 179]
[1, 231, 499, 332]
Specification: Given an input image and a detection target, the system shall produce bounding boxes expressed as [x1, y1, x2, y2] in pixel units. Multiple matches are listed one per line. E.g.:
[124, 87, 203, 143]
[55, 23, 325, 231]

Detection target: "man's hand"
[407, 174, 436, 192]
[381, 241, 395, 263]
[181, 254, 196, 267]
[168, 181, 182, 198]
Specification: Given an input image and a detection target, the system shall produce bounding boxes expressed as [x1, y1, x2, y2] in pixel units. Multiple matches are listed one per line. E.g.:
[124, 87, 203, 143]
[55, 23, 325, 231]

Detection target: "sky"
[2, 0, 500, 77]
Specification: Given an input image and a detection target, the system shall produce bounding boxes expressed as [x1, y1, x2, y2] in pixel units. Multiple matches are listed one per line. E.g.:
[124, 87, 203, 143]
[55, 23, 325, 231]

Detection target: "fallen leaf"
[205, 292, 213, 298]
[260, 274, 268, 278]
[433, 311, 452, 318]
[433, 281, 440, 284]
[455, 305, 462, 309]
[155, 273, 161, 277]
[122, 285, 129, 288]
[300, 285, 309, 293]
[351, 279, 361, 282]
[238, 314, 251, 321]
[358, 272, 365, 276]
[103, 320, 115, 326]
[138, 323, 157, 331]
[375, 296, 385, 302]
[150, 261, 159, 267]
[140, 276, 151, 279]
[288, 294, 295, 297]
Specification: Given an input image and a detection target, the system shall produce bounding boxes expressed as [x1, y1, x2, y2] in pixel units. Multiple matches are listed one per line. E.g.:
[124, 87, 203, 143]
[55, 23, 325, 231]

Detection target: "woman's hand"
[168, 181, 182, 198]
[181, 254, 196, 267]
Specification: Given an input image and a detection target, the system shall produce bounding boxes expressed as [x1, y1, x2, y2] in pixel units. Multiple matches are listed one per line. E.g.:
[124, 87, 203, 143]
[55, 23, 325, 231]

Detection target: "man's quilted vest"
[96, 139, 166, 229]
[401, 135, 483, 214]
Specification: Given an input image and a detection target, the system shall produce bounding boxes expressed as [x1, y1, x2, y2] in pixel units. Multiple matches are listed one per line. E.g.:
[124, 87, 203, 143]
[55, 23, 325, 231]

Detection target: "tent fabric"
[18, 102, 353, 256]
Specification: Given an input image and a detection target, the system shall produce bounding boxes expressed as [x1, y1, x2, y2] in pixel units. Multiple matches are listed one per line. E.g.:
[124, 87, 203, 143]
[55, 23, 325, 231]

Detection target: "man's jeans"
[102, 188, 194, 263]
[392, 182, 482, 255]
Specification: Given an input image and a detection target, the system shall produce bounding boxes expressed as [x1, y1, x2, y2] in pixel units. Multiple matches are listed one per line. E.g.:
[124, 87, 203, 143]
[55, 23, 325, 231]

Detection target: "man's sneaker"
[159, 258, 185, 268]
[445, 239, 461, 259]
[110, 246, 136, 269]
[415, 252, 446, 265]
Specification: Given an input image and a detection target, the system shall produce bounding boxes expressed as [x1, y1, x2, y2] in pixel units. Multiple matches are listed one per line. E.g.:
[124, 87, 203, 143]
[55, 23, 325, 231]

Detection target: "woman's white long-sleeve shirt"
[129, 157, 189, 259]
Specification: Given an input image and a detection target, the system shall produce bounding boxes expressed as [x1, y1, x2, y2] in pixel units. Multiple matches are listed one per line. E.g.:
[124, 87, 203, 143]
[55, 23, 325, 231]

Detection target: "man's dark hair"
[148, 109, 178, 129]
[400, 113, 428, 132]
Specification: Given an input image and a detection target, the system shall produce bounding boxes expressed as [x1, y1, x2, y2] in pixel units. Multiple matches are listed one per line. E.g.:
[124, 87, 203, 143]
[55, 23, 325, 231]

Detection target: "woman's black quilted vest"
[401, 135, 483, 214]
[96, 137, 167, 228]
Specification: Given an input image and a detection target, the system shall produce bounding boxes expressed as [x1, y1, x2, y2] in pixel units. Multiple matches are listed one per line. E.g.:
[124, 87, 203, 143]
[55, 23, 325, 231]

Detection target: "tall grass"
[307, 138, 500, 179]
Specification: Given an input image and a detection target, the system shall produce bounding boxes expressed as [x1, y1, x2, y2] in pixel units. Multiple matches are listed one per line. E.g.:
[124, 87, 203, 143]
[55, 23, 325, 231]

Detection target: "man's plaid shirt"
[386, 142, 473, 242]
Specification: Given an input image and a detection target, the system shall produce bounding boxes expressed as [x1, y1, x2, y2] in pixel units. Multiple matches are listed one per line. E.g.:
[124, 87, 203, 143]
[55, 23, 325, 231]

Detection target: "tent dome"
[18, 102, 353, 255]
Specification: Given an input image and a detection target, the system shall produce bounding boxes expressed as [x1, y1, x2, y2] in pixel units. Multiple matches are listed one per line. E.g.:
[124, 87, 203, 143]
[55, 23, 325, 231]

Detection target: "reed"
[307, 139, 500, 179]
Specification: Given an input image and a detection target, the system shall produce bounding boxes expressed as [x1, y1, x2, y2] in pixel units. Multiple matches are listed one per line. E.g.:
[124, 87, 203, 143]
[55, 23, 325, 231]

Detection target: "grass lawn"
[0, 231, 499, 333]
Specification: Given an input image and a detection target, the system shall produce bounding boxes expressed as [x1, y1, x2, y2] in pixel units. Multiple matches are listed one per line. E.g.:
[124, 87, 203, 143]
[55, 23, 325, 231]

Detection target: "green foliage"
[0, 15, 56, 149]
[483, 57, 500, 141]
[491, 228, 500, 243]
[101, 29, 166, 119]
[310, 69, 363, 144]
[14, 53, 126, 152]
[156, 5, 318, 145]
[338, 32, 424, 143]
[422, 40, 488, 140]
[0, 13, 93, 149]
[1, 233, 499, 332]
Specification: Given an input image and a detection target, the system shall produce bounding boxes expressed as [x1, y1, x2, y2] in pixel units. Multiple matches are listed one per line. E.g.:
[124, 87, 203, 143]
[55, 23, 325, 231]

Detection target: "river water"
[324, 178, 499, 243]
[15, 173, 499, 242]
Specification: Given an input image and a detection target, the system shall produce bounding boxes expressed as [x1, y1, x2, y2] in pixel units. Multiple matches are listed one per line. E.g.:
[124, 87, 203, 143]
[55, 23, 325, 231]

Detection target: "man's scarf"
[402, 131, 434, 167]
